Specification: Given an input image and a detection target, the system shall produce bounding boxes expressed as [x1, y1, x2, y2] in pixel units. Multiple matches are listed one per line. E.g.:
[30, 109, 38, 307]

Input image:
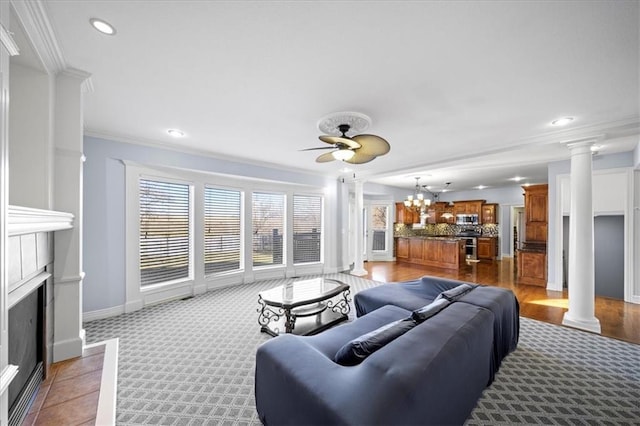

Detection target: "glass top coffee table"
[257, 277, 351, 336]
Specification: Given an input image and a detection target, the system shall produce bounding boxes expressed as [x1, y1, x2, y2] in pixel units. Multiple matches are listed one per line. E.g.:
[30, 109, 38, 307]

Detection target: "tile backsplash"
[394, 223, 499, 237]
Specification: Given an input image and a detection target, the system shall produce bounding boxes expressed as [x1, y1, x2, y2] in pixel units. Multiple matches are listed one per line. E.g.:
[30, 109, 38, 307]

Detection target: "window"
[204, 186, 242, 275]
[293, 194, 322, 264]
[371, 205, 388, 251]
[252, 192, 285, 267]
[139, 178, 191, 286]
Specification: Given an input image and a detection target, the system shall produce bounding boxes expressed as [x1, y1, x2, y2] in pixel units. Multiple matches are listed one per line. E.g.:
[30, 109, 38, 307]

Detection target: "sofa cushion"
[334, 317, 416, 366]
[436, 283, 476, 301]
[411, 297, 451, 322]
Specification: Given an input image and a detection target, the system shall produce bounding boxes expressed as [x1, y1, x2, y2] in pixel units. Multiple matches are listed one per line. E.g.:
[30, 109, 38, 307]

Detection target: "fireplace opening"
[8, 285, 45, 426]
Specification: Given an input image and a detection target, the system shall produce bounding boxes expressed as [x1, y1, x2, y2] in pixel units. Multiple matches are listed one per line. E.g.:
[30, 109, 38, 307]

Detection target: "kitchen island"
[395, 236, 466, 269]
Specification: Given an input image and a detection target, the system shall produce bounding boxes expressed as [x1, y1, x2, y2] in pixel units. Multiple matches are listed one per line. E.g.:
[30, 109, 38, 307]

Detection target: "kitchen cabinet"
[396, 237, 465, 269]
[453, 200, 484, 217]
[395, 202, 420, 224]
[477, 237, 497, 260]
[523, 185, 548, 242]
[429, 202, 455, 224]
[396, 237, 409, 260]
[517, 248, 546, 287]
[481, 203, 498, 224]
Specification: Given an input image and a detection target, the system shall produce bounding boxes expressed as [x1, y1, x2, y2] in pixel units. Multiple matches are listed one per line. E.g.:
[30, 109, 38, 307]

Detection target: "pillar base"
[562, 312, 601, 334]
[350, 268, 368, 277]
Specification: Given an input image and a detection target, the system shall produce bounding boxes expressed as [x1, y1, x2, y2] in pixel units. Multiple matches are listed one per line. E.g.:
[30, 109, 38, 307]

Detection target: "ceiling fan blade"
[351, 134, 391, 157]
[316, 152, 336, 163]
[300, 146, 335, 151]
[319, 135, 361, 149]
[344, 152, 376, 164]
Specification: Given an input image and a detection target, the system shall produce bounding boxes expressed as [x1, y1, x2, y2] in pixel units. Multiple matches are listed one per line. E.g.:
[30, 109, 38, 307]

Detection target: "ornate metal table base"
[258, 286, 351, 337]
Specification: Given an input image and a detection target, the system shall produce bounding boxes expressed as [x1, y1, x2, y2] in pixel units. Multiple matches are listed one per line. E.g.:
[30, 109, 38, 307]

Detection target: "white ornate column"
[561, 138, 601, 333]
[53, 68, 92, 361]
[351, 180, 367, 276]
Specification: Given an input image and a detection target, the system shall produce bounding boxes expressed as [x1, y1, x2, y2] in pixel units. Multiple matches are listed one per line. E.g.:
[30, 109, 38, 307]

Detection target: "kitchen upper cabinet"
[426, 202, 453, 224]
[523, 185, 548, 242]
[453, 200, 484, 217]
[481, 203, 498, 224]
[395, 202, 420, 224]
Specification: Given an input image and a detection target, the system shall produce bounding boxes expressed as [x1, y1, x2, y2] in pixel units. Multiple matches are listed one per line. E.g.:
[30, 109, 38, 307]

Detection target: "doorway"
[365, 203, 393, 262]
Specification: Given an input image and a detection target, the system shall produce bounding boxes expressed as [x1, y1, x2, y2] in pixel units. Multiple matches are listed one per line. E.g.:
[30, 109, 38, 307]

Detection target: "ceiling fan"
[302, 123, 391, 164]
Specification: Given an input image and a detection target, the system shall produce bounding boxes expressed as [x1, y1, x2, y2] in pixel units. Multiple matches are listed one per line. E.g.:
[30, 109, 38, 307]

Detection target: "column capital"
[560, 135, 604, 152]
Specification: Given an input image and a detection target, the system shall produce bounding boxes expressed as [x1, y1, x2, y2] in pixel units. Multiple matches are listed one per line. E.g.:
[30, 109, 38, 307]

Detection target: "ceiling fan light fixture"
[332, 149, 355, 161]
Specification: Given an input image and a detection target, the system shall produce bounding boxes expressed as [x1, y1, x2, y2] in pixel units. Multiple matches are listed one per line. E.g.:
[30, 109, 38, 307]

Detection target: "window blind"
[252, 192, 284, 267]
[139, 178, 191, 286]
[293, 194, 322, 264]
[204, 186, 242, 275]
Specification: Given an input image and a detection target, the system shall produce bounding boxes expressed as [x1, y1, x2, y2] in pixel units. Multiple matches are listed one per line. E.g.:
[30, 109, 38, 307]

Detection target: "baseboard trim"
[53, 335, 85, 362]
[83, 305, 125, 322]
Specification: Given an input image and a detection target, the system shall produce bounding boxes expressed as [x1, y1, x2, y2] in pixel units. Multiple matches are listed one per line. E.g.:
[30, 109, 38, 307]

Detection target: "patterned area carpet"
[84, 273, 640, 425]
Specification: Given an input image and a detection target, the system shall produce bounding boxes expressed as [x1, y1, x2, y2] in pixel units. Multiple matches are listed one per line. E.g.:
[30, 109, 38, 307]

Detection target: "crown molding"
[11, 0, 66, 74]
[0, 23, 20, 56]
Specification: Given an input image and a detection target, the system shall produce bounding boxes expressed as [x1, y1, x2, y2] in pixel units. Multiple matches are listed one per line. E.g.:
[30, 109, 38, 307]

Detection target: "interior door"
[367, 204, 392, 261]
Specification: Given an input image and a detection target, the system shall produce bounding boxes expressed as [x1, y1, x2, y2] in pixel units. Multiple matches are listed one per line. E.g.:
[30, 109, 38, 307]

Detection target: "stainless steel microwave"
[456, 214, 479, 225]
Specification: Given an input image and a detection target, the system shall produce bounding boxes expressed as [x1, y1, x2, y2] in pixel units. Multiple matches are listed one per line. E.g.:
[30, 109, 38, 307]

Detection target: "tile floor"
[22, 344, 105, 426]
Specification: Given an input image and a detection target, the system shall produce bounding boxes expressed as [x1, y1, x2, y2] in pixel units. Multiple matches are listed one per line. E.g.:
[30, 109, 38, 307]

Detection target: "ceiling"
[12, 1, 640, 193]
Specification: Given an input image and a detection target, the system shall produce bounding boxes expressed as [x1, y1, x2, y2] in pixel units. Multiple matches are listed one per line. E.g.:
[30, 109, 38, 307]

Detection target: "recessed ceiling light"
[476, 185, 486, 190]
[551, 117, 574, 126]
[511, 176, 524, 182]
[167, 129, 185, 137]
[90, 18, 116, 35]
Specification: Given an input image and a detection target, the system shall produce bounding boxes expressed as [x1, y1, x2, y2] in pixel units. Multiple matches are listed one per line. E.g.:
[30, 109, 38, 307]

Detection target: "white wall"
[8, 63, 52, 209]
[548, 151, 637, 303]
[83, 136, 345, 315]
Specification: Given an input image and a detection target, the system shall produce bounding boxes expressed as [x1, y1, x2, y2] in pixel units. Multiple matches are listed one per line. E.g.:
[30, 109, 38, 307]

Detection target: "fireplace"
[8, 284, 46, 426]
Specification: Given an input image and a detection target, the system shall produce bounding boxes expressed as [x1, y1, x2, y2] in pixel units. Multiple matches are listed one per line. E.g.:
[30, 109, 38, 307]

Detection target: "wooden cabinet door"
[453, 202, 466, 216]
[477, 237, 496, 260]
[440, 241, 459, 265]
[395, 203, 406, 224]
[517, 251, 547, 286]
[396, 238, 409, 259]
[526, 193, 547, 223]
[526, 222, 547, 242]
[409, 238, 423, 262]
[423, 239, 439, 262]
[481, 204, 497, 224]
[466, 201, 482, 216]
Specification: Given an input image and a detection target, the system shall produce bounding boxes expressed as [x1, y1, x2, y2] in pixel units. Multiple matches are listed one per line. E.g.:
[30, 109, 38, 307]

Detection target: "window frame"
[292, 193, 324, 265]
[203, 184, 244, 277]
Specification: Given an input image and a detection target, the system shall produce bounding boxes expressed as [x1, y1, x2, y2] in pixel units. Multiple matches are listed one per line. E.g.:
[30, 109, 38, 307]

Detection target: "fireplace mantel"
[8, 205, 74, 236]
[3, 205, 74, 424]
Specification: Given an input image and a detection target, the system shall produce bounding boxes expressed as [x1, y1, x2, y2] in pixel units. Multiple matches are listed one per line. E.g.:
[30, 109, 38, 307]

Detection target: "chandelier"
[404, 177, 431, 212]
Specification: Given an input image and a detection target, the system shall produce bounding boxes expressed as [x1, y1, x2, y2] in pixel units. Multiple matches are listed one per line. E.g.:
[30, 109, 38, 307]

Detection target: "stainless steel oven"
[464, 237, 477, 260]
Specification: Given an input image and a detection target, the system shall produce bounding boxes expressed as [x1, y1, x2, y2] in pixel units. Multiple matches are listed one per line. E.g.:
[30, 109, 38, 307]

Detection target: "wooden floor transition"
[22, 258, 639, 425]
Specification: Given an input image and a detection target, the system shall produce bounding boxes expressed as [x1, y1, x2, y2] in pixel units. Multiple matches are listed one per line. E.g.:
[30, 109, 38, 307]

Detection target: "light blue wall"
[83, 136, 336, 313]
[547, 151, 634, 287]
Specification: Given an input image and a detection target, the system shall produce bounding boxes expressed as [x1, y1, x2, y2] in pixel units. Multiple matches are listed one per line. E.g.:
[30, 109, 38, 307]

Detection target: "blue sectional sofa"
[355, 275, 520, 379]
[254, 276, 519, 425]
[255, 303, 494, 426]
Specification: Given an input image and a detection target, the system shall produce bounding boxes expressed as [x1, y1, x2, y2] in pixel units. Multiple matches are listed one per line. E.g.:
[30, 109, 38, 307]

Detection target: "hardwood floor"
[364, 258, 640, 345]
